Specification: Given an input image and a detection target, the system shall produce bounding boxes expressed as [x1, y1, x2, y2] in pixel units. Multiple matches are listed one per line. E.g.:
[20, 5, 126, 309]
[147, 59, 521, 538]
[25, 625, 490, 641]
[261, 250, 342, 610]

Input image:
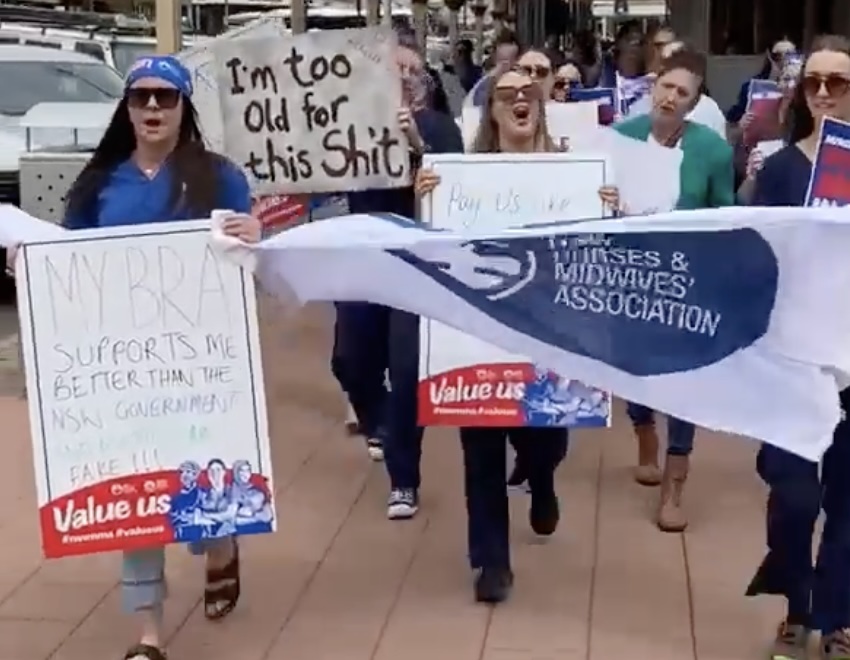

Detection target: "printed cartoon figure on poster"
[230, 459, 274, 533]
[168, 458, 274, 543]
[523, 368, 606, 426]
[169, 461, 205, 541]
[523, 368, 611, 427]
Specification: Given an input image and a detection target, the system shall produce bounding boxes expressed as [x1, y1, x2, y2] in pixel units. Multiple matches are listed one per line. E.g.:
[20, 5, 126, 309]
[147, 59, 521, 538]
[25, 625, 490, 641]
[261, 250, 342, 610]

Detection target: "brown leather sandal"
[204, 539, 240, 621]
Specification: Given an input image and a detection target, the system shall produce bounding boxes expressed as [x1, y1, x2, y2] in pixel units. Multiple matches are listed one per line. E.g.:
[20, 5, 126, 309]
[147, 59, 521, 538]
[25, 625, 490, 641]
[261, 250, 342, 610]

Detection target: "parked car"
[0, 45, 123, 293]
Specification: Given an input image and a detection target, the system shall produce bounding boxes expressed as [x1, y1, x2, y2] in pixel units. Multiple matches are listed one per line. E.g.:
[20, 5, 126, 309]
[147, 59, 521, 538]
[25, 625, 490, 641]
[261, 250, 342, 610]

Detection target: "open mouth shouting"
[512, 102, 531, 124]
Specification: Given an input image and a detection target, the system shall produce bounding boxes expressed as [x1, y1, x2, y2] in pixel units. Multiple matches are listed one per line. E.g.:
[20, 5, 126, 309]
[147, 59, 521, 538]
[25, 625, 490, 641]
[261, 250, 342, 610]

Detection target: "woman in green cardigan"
[604, 46, 735, 532]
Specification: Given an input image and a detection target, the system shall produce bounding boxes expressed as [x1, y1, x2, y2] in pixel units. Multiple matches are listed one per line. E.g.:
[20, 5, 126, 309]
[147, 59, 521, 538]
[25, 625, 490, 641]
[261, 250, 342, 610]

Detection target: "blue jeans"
[121, 539, 230, 613]
[626, 402, 695, 456]
[746, 388, 850, 634]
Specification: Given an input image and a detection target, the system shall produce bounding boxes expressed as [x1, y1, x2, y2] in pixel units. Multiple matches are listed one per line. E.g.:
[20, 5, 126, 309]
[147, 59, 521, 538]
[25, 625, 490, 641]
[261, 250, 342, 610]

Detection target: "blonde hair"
[470, 72, 557, 153]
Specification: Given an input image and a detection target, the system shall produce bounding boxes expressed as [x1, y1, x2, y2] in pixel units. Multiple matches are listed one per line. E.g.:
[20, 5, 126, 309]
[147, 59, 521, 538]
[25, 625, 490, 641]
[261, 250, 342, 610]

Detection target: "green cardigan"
[614, 115, 735, 210]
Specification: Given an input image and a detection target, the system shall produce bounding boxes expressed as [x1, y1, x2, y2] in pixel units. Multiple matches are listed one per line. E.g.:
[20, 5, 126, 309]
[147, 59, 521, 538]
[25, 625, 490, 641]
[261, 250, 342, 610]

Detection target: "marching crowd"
[6, 15, 850, 660]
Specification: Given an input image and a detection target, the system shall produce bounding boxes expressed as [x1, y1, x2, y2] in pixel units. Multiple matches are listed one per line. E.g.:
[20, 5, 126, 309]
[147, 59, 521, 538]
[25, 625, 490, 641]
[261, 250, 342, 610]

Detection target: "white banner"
[243, 207, 850, 461]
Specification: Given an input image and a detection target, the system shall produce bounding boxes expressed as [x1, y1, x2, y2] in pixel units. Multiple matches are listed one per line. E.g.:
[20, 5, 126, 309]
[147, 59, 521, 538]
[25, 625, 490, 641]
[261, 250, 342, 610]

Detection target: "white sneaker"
[366, 438, 384, 461]
[387, 488, 419, 519]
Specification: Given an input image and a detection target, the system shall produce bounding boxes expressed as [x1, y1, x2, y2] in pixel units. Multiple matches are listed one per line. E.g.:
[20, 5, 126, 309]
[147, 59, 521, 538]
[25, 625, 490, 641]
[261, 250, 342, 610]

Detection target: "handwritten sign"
[16, 222, 273, 558]
[418, 153, 612, 428]
[215, 26, 409, 195]
[179, 14, 290, 153]
[806, 117, 850, 207]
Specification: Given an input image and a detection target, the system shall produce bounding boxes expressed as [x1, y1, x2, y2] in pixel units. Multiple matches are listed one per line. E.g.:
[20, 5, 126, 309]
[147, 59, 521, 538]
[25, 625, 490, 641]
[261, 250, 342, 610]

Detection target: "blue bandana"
[125, 55, 193, 98]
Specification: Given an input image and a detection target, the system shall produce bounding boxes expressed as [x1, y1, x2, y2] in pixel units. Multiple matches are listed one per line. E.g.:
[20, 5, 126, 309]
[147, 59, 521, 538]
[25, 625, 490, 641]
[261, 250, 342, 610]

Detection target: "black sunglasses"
[126, 87, 181, 110]
[519, 64, 552, 79]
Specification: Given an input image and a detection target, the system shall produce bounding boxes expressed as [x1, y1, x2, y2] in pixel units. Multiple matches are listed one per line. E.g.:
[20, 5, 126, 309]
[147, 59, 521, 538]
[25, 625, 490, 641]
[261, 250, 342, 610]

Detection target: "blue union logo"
[390, 228, 779, 377]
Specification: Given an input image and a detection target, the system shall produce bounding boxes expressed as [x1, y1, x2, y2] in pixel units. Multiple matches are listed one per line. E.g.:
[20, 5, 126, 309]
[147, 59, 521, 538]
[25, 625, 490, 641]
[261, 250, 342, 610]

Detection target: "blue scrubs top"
[63, 158, 251, 229]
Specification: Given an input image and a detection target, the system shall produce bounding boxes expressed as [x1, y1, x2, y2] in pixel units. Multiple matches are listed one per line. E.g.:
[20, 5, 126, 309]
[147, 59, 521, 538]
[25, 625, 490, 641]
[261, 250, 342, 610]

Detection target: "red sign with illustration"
[252, 195, 308, 232]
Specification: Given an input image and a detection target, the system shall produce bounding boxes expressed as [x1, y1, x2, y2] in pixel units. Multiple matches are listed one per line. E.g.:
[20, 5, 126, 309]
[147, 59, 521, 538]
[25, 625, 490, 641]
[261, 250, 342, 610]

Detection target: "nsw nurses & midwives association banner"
[243, 207, 850, 462]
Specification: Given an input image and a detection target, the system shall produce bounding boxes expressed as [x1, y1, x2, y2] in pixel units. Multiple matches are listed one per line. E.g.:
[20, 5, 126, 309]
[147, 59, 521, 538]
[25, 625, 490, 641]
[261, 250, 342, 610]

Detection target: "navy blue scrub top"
[751, 144, 812, 207]
[63, 158, 251, 229]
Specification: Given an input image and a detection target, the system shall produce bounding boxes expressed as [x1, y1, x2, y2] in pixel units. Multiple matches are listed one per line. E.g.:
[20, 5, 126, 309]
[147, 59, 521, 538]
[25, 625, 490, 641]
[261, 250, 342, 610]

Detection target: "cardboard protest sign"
[215, 26, 410, 195]
[417, 153, 612, 428]
[16, 221, 273, 558]
[805, 117, 850, 207]
[179, 14, 290, 152]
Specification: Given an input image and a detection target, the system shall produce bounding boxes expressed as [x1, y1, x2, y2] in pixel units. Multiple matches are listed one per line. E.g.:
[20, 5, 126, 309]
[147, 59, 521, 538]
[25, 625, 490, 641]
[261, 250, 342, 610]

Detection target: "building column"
[669, 0, 710, 52]
[155, 0, 181, 52]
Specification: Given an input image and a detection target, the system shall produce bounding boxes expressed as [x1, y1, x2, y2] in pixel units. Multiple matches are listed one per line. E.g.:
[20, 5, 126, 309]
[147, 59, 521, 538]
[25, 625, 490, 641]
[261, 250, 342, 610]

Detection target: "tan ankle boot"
[633, 424, 662, 486]
[657, 455, 689, 532]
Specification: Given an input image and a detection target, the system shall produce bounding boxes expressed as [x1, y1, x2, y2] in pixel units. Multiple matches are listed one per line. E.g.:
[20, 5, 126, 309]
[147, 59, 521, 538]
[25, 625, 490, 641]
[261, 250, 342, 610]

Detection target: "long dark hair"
[786, 34, 850, 144]
[65, 96, 227, 221]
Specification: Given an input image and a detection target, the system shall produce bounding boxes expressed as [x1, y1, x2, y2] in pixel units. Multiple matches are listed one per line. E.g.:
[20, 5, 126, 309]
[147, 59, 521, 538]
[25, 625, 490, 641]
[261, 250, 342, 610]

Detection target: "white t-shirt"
[686, 95, 727, 138]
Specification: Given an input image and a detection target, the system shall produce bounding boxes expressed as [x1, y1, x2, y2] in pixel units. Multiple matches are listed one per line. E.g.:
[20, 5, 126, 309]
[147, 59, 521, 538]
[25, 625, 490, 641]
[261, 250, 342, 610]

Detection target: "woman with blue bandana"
[54, 55, 258, 660]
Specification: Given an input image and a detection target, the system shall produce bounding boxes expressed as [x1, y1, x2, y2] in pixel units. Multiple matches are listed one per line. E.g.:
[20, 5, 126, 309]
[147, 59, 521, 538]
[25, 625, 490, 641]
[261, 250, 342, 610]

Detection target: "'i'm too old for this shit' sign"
[215, 26, 410, 195]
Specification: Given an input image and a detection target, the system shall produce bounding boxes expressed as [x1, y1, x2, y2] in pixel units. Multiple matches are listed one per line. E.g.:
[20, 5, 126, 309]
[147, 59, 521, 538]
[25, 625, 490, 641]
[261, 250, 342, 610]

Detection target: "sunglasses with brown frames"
[801, 74, 850, 98]
[493, 84, 543, 104]
[125, 87, 182, 110]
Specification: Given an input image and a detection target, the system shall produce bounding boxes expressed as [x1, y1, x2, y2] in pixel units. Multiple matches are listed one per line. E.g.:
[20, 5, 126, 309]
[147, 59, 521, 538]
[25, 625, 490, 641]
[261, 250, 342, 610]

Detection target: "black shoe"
[507, 463, 528, 490]
[529, 487, 560, 536]
[474, 566, 514, 604]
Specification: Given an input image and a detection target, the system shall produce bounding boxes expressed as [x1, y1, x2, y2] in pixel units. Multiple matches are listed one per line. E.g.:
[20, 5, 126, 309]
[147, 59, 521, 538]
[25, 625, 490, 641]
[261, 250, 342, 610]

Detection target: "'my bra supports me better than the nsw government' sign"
[215, 26, 410, 194]
[16, 222, 274, 558]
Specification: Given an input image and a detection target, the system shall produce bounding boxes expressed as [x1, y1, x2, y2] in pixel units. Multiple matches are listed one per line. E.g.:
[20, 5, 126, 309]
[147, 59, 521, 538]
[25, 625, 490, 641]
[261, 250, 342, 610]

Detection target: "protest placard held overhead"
[214, 26, 410, 195]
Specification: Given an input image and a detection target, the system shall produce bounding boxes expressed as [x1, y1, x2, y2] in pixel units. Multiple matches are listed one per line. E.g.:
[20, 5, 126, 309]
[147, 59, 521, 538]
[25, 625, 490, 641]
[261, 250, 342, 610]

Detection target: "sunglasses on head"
[494, 84, 542, 104]
[519, 64, 551, 79]
[801, 74, 850, 98]
[126, 87, 181, 110]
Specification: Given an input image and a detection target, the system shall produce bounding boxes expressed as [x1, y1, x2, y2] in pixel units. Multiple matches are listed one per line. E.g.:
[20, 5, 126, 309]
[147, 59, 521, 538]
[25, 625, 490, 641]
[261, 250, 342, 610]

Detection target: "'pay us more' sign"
[215, 26, 410, 195]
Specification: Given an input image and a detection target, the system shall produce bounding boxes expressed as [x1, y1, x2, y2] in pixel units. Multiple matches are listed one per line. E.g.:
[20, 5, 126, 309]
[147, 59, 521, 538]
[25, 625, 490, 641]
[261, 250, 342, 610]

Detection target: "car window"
[0, 61, 124, 116]
[24, 40, 61, 49]
[75, 42, 106, 62]
[111, 42, 155, 75]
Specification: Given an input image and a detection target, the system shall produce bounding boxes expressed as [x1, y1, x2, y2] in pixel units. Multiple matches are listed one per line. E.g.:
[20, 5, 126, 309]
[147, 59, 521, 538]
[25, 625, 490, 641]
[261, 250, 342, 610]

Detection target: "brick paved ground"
[0, 299, 788, 660]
